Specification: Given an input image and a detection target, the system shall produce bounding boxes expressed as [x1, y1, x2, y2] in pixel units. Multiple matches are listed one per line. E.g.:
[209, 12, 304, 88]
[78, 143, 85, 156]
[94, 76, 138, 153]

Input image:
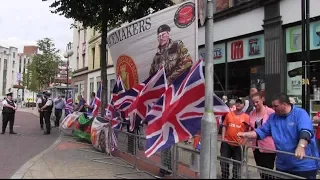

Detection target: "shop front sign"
[227, 34, 265, 62]
[286, 20, 320, 53]
[198, 43, 225, 64]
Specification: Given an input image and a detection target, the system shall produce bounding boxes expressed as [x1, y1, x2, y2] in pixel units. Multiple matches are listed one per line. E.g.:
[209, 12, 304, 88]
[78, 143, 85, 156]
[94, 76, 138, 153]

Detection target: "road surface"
[0, 111, 60, 179]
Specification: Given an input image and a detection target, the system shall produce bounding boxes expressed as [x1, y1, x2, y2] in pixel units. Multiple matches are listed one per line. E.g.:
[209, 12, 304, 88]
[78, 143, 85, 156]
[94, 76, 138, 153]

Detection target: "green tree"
[28, 38, 61, 90]
[22, 61, 38, 92]
[45, 0, 174, 115]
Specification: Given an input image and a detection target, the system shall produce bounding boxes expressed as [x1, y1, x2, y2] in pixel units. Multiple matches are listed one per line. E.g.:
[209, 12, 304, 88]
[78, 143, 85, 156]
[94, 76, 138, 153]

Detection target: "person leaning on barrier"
[248, 92, 276, 179]
[221, 98, 250, 179]
[238, 93, 320, 179]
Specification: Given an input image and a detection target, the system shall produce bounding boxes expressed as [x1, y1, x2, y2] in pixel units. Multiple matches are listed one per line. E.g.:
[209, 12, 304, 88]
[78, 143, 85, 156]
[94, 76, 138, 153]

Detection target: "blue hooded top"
[255, 106, 320, 171]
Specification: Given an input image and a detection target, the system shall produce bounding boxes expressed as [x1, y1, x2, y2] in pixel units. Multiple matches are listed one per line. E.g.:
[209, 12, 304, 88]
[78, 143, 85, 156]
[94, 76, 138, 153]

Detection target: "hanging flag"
[145, 60, 204, 158]
[65, 92, 73, 116]
[127, 67, 167, 132]
[113, 75, 153, 115]
[105, 76, 126, 130]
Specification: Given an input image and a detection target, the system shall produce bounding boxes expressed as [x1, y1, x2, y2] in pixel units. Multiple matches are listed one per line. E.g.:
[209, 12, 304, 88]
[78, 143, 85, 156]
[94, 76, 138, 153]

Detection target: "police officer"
[2, 92, 17, 134]
[39, 91, 53, 135]
[37, 93, 46, 130]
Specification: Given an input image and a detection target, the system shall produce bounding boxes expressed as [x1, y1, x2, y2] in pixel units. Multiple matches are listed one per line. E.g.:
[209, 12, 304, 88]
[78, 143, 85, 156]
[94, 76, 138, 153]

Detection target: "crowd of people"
[192, 87, 320, 179]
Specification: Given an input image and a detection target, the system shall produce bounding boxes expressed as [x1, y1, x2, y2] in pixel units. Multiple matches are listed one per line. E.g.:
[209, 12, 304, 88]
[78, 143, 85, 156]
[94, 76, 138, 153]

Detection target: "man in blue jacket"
[238, 93, 319, 179]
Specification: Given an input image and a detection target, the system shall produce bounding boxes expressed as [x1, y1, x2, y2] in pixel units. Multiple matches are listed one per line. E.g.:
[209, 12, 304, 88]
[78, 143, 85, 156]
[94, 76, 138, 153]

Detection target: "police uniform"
[37, 95, 46, 129]
[1, 92, 17, 134]
[149, 24, 193, 84]
[40, 92, 53, 135]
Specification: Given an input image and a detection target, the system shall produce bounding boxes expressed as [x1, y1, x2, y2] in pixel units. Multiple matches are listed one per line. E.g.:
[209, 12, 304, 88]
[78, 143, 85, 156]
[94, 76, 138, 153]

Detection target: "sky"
[0, 0, 73, 56]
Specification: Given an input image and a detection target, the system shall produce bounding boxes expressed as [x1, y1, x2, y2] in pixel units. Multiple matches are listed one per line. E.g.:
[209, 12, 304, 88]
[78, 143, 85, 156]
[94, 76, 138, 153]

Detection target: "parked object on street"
[59, 112, 81, 135]
[72, 113, 93, 143]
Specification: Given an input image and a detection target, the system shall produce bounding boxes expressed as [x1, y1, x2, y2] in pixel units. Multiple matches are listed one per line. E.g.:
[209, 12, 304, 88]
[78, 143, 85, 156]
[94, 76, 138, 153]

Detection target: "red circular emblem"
[174, 2, 196, 28]
[116, 55, 139, 89]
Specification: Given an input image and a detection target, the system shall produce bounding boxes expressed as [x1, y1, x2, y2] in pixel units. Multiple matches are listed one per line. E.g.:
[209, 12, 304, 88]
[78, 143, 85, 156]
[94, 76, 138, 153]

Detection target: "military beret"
[157, 24, 171, 34]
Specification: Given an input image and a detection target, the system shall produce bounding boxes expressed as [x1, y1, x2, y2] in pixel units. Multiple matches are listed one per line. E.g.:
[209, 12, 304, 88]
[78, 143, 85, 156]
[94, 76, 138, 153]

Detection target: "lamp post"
[63, 42, 73, 99]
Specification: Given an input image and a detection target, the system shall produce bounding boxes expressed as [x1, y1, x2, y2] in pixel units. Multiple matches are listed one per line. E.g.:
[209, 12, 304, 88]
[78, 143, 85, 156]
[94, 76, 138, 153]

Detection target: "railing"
[76, 122, 320, 179]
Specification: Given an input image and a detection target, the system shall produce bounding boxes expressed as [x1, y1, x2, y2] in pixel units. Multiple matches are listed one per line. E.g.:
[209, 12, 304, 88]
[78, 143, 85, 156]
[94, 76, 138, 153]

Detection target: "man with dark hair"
[238, 93, 320, 179]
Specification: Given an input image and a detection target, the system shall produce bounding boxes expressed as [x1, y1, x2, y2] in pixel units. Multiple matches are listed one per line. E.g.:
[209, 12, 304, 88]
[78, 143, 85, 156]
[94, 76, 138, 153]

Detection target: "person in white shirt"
[39, 92, 54, 135]
[2, 92, 17, 134]
[36, 94, 46, 129]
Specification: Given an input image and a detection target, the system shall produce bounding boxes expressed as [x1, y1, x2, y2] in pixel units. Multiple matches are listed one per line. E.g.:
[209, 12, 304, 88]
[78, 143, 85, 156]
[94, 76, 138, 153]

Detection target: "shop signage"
[227, 34, 265, 62]
[286, 20, 320, 53]
[198, 43, 225, 64]
[287, 61, 302, 96]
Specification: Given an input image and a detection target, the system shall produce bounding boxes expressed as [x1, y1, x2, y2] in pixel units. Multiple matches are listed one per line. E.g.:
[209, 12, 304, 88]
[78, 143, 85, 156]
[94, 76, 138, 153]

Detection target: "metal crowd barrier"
[68, 123, 320, 179]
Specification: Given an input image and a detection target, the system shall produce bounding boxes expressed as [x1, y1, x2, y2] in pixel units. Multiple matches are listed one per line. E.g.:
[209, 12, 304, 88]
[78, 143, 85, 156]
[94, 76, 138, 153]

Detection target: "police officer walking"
[2, 92, 17, 134]
[39, 91, 53, 135]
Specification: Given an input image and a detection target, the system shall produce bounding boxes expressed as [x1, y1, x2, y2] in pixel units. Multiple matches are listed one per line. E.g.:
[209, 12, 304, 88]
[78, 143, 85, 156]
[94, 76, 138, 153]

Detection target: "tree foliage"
[22, 62, 39, 92]
[24, 38, 61, 91]
[45, 0, 174, 114]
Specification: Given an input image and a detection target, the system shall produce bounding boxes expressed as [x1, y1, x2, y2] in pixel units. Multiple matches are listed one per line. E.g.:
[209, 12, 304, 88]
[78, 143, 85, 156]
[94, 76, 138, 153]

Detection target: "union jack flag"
[127, 67, 167, 132]
[65, 93, 73, 116]
[105, 76, 125, 130]
[145, 60, 204, 158]
[92, 81, 102, 117]
[113, 76, 153, 115]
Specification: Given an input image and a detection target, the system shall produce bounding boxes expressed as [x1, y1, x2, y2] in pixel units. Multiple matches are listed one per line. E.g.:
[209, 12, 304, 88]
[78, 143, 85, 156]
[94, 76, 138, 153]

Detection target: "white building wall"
[281, 0, 320, 25]
[87, 67, 115, 103]
[71, 21, 89, 70]
[198, 7, 264, 45]
[0, 46, 19, 99]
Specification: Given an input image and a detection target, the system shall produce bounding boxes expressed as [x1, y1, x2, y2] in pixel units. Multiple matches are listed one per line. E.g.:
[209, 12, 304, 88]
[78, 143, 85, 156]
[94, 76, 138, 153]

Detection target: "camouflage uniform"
[149, 39, 193, 84]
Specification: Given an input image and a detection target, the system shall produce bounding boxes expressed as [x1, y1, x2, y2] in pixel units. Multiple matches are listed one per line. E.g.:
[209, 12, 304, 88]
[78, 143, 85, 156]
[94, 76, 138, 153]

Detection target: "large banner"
[108, 0, 198, 89]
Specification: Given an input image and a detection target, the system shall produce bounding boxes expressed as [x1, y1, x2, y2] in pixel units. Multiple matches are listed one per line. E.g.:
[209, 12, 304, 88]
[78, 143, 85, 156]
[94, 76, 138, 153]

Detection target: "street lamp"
[63, 42, 73, 99]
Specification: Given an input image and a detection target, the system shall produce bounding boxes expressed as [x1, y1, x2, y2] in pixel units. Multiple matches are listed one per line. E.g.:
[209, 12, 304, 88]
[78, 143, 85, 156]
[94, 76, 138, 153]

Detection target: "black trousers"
[220, 142, 242, 179]
[55, 109, 62, 127]
[253, 149, 276, 179]
[277, 169, 317, 179]
[2, 112, 15, 133]
[39, 111, 44, 127]
[44, 111, 52, 133]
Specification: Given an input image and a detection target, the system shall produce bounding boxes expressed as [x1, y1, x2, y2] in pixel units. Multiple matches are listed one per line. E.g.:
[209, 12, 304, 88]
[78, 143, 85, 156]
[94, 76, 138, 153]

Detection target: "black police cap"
[157, 24, 171, 34]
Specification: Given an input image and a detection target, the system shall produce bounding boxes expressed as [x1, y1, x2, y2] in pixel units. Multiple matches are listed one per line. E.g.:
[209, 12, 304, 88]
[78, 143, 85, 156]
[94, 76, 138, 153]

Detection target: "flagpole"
[200, 0, 216, 179]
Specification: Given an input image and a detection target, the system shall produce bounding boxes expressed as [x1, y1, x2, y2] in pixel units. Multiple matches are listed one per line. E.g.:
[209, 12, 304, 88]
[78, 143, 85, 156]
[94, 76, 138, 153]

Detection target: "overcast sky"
[0, 0, 73, 55]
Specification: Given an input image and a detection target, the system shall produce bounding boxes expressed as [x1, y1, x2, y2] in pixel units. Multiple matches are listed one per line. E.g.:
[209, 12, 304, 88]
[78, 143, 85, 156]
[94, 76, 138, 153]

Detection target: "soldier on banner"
[149, 24, 193, 84]
[149, 24, 193, 178]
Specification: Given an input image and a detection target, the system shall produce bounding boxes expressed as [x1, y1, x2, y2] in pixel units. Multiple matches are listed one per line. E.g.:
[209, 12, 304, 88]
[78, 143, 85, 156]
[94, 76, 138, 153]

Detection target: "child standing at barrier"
[221, 98, 249, 179]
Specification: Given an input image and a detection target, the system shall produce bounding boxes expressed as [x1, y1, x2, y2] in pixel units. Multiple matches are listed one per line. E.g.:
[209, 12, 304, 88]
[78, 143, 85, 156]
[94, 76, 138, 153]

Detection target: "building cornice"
[212, 0, 280, 23]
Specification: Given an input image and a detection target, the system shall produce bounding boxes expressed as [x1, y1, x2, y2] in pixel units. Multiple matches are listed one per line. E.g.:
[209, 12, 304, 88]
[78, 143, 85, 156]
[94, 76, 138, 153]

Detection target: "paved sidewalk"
[13, 134, 156, 179]
[17, 108, 40, 117]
